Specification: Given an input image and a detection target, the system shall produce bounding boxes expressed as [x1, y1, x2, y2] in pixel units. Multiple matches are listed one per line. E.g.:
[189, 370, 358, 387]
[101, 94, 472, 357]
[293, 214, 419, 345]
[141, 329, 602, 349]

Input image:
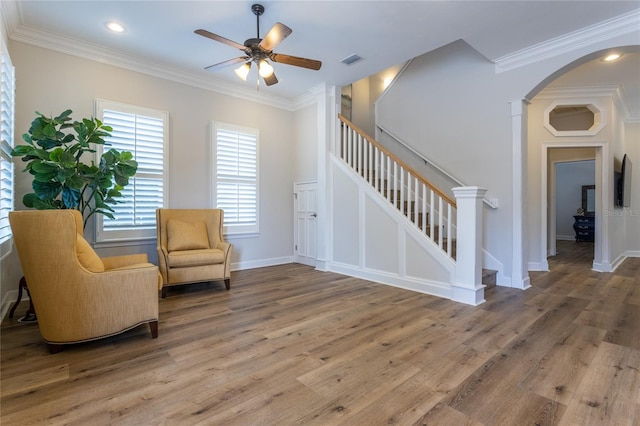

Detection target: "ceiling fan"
[195, 3, 322, 86]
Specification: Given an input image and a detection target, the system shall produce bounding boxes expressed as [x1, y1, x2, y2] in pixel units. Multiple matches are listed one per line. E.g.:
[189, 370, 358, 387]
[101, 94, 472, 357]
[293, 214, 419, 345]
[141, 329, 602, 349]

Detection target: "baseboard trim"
[328, 261, 452, 302]
[231, 256, 294, 271]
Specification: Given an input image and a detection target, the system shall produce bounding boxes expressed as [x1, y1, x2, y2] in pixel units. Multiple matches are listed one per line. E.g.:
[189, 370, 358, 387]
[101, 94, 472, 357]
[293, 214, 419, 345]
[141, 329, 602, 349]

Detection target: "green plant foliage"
[12, 110, 138, 227]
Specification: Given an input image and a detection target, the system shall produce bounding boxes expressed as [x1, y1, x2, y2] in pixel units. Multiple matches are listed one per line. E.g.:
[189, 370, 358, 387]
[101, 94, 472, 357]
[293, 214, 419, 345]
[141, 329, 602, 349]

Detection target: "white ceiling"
[3, 1, 640, 102]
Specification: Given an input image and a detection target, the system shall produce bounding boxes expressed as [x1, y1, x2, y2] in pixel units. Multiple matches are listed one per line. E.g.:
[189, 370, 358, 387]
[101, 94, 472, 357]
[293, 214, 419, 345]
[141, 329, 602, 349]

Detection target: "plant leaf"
[55, 109, 73, 122]
[65, 174, 85, 190]
[33, 171, 58, 182]
[31, 161, 57, 174]
[61, 186, 81, 208]
[33, 180, 62, 200]
[32, 198, 60, 210]
[22, 193, 38, 208]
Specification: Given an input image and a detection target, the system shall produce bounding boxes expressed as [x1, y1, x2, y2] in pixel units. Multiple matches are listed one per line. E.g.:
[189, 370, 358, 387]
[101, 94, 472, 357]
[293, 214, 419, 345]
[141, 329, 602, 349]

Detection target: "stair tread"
[482, 269, 497, 288]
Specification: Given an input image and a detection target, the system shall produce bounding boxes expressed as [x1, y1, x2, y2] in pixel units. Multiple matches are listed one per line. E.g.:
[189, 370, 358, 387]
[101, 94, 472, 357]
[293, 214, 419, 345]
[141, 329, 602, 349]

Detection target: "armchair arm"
[36, 265, 160, 344]
[215, 241, 231, 252]
[156, 243, 170, 286]
[102, 253, 149, 270]
[216, 241, 233, 278]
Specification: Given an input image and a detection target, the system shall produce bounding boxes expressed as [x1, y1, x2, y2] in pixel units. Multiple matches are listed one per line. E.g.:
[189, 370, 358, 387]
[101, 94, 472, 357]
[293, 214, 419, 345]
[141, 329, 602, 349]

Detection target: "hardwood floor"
[2, 245, 639, 425]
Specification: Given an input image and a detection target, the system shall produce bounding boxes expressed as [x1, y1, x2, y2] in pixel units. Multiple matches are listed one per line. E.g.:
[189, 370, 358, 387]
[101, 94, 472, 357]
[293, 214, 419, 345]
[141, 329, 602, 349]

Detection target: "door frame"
[541, 140, 609, 272]
[293, 180, 318, 267]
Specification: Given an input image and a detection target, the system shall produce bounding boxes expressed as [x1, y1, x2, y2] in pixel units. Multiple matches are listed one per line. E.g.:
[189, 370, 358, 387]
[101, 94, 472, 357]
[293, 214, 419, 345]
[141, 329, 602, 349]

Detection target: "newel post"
[451, 186, 487, 305]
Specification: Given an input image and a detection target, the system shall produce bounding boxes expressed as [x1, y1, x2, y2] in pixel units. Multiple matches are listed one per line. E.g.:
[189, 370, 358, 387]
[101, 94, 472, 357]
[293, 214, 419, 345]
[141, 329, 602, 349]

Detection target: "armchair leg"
[161, 287, 167, 298]
[148, 321, 158, 338]
[224, 278, 230, 290]
[47, 343, 63, 354]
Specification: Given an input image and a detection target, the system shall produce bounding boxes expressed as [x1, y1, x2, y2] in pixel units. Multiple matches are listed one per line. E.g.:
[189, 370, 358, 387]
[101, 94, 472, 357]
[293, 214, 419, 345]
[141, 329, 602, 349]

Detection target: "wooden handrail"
[338, 114, 457, 208]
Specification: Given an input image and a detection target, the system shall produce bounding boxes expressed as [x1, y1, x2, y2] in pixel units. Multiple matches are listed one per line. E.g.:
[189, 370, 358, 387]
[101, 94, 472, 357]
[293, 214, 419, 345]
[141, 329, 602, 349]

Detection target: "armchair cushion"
[76, 234, 105, 272]
[167, 248, 225, 268]
[167, 219, 209, 252]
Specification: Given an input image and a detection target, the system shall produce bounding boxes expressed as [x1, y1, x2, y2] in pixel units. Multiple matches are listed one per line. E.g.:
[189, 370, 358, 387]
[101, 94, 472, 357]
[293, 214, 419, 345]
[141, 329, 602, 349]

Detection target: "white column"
[451, 186, 487, 306]
[510, 99, 531, 289]
[310, 83, 338, 271]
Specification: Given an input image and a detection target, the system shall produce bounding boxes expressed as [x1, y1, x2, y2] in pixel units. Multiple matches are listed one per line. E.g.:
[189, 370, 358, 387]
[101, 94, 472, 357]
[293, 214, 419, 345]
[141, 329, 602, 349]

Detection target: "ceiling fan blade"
[263, 72, 279, 86]
[270, 53, 322, 70]
[195, 29, 246, 51]
[258, 22, 292, 51]
[205, 56, 249, 71]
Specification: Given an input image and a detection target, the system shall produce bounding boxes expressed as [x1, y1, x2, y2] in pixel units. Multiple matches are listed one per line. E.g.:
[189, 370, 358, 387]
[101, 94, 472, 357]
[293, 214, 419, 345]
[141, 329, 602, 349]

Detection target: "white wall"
[292, 103, 317, 183]
[3, 40, 300, 310]
[624, 123, 640, 255]
[351, 78, 373, 135]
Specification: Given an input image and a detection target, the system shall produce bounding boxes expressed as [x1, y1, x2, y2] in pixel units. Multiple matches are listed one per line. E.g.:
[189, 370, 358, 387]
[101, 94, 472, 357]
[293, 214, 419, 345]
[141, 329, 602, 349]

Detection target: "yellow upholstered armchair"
[156, 209, 233, 298]
[9, 210, 161, 353]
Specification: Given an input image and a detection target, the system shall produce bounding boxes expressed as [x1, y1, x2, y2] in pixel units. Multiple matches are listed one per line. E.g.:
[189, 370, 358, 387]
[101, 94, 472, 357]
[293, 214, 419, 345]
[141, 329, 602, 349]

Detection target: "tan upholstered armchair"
[9, 210, 161, 354]
[156, 209, 233, 298]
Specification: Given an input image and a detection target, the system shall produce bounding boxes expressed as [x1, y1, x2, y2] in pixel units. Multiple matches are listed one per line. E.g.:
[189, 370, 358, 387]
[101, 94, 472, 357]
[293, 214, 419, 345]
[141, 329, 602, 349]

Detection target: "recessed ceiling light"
[603, 53, 622, 62]
[105, 22, 125, 33]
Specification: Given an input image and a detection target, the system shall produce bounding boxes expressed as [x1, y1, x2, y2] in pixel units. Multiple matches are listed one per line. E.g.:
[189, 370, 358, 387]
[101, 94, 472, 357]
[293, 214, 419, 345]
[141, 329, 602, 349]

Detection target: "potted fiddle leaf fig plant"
[11, 109, 138, 227]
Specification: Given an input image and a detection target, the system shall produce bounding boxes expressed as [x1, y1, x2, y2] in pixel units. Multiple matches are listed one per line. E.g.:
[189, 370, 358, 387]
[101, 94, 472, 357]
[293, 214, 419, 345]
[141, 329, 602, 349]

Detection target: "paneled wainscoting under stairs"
[334, 114, 493, 304]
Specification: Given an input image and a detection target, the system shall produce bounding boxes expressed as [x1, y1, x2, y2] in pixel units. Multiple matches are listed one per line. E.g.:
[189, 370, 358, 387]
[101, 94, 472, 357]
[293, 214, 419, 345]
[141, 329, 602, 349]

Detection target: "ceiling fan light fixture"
[234, 62, 251, 80]
[258, 59, 274, 78]
[195, 3, 321, 87]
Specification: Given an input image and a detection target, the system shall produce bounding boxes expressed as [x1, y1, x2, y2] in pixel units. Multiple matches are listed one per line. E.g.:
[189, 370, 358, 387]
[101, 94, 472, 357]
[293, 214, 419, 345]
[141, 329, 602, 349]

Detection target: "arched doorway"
[520, 46, 638, 274]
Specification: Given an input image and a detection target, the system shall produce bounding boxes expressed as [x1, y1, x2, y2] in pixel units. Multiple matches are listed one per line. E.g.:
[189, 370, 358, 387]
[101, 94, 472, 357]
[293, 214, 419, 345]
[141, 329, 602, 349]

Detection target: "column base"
[451, 283, 485, 306]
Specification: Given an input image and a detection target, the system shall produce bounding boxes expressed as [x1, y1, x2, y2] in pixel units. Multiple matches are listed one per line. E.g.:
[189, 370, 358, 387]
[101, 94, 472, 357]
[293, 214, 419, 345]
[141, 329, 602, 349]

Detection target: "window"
[0, 51, 15, 250]
[96, 99, 168, 242]
[211, 122, 259, 235]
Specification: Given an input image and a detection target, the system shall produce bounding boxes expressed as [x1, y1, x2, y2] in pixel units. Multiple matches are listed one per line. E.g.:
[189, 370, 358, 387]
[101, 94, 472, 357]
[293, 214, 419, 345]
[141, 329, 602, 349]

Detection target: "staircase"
[337, 114, 496, 292]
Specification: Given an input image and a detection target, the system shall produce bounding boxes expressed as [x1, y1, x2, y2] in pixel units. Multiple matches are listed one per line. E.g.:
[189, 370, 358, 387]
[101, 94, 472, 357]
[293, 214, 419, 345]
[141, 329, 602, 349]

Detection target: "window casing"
[0, 51, 15, 251]
[95, 99, 168, 242]
[211, 122, 259, 235]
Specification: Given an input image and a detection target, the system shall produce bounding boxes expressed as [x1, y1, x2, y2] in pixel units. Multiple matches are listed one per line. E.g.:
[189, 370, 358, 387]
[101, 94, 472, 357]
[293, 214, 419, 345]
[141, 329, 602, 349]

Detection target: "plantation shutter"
[96, 100, 168, 242]
[0, 52, 15, 245]
[214, 123, 259, 234]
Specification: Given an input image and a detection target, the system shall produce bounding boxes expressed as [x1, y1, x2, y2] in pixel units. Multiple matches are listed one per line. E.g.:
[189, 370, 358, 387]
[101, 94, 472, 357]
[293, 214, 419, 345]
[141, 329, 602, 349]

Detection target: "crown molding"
[6, 19, 315, 112]
[537, 84, 638, 123]
[1, 1, 20, 34]
[495, 9, 640, 73]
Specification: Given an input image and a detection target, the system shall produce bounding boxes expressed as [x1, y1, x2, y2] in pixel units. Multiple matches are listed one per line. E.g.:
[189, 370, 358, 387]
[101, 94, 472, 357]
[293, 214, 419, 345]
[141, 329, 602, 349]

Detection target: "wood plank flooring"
[2, 241, 639, 425]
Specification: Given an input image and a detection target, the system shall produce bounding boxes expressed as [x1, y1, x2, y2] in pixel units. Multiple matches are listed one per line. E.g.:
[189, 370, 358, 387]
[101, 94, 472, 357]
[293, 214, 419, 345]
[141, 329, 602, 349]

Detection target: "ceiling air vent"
[341, 54, 363, 65]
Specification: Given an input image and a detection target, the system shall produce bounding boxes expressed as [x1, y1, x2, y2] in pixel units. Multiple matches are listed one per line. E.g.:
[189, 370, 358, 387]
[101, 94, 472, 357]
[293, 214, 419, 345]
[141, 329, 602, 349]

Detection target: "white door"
[294, 181, 317, 266]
